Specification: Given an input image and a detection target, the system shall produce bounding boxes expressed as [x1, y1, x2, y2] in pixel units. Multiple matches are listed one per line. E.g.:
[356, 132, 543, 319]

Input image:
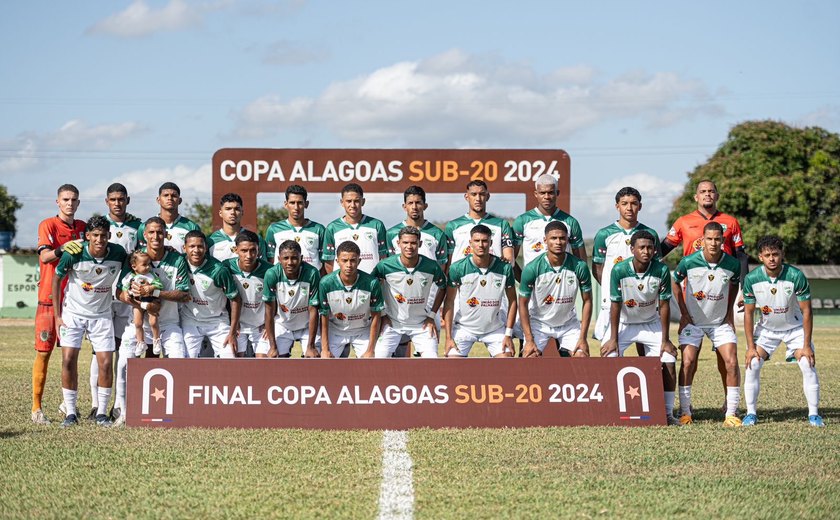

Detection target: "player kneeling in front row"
[225, 230, 273, 357]
[181, 230, 242, 358]
[600, 230, 679, 424]
[373, 226, 447, 358]
[742, 236, 823, 427]
[519, 221, 592, 357]
[444, 225, 517, 358]
[672, 222, 742, 426]
[262, 240, 321, 358]
[53, 216, 127, 427]
[318, 241, 383, 358]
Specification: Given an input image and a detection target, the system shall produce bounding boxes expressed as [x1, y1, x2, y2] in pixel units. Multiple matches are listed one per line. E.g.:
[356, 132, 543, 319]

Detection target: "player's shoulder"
[636, 222, 660, 239]
[386, 221, 404, 236]
[222, 256, 240, 273]
[446, 214, 472, 231]
[744, 265, 766, 283]
[175, 215, 201, 230]
[106, 243, 128, 260]
[362, 214, 385, 228]
[781, 263, 808, 282]
[650, 259, 670, 276]
[491, 256, 514, 275]
[299, 260, 320, 279]
[206, 229, 227, 244]
[680, 249, 705, 267]
[325, 216, 346, 230]
[594, 222, 622, 240]
[448, 255, 472, 276]
[718, 251, 741, 271]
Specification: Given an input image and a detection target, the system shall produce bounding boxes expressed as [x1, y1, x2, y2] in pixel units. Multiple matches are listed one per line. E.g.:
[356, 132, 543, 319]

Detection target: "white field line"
[378, 430, 414, 520]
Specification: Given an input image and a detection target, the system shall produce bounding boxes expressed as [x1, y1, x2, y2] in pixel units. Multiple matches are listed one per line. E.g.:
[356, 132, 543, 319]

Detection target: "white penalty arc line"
[378, 430, 414, 520]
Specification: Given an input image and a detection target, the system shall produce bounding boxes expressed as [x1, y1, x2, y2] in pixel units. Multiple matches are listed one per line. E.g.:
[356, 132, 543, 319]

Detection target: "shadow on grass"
[691, 407, 838, 423]
[0, 429, 26, 439]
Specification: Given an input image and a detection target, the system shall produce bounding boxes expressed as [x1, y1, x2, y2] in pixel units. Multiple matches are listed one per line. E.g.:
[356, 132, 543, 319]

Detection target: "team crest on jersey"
[531, 242, 543, 252]
[480, 279, 487, 287]
[243, 282, 249, 289]
[614, 256, 624, 264]
[784, 287, 792, 296]
[770, 288, 777, 295]
[420, 278, 428, 287]
[116, 231, 123, 238]
[760, 305, 772, 315]
[352, 234, 359, 241]
[366, 232, 373, 240]
[406, 278, 413, 286]
[166, 232, 172, 241]
[345, 297, 352, 304]
[230, 246, 236, 253]
[359, 294, 368, 303]
[693, 291, 706, 301]
[279, 304, 289, 313]
[625, 238, 631, 245]
[95, 267, 103, 275]
[555, 276, 561, 284]
[625, 299, 638, 308]
[81, 282, 94, 293]
[288, 289, 295, 296]
[395, 293, 406, 303]
[543, 295, 555, 305]
[708, 274, 715, 281]
[466, 297, 480, 307]
[295, 236, 301, 242]
[494, 280, 502, 288]
[637, 283, 644, 290]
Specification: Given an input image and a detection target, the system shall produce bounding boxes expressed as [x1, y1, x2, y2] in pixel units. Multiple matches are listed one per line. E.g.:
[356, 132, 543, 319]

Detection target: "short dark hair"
[696, 179, 718, 192]
[631, 229, 656, 246]
[130, 250, 151, 267]
[145, 216, 165, 228]
[159, 182, 181, 196]
[398, 226, 421, 241]
[286, 185, 308, 201]
[86, 215, 109, 234]
[277, 239, 301, 256]
[403, 185, 426, 203]
[466, 179, 488, 192]
[544, 221, 568, 236]
[336, 241, 360, 256]
[57, 184, 79, 196]
[756, 235, 784, 254]
[235, 229, 259, 246]
[703, 222, 724, 235]
[615, 187, 642, 203]
[184, 229, 206, 243]
[341, 183, 364, 197]
[220, 193, 243, 207]
[470, 224, 492, 238]
[106, 183, 128, 196]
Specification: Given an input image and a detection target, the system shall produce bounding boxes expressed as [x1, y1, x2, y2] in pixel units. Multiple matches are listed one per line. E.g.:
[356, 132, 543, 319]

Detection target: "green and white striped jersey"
[56, 243, 127, 319]
[207, 228, 269, 264]
[609, 258, 672, 325]
[225, 258, 273, 330]
[118, 248, 190, 325]
[264, 219, 326, 270]
[137, 215, 202, 254]
[743, 264, 811, 332]
[372, 255, 447, 327]
[518, 253, 591, 328]
[318, 271, 383, 332]
[323, 215, 388, 274]
[107, 216, 141, 254]
[673, 250, 740, 327]
[263, 262, 321, 331]
[448, 255, 514, 335]
[593, 222, 660, 311]
[512, 208, 584, 266]
[180, 256, 238, 324]
[386, 221, 448, 264]
[445, 213, 514, 265]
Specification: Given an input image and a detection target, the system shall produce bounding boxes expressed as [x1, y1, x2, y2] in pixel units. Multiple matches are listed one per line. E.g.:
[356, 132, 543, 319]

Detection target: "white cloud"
[232, 49, 722, 146]
[87, 0, 207, 37]
[797, 105, 840, 131]
[0, 139, 38, 174]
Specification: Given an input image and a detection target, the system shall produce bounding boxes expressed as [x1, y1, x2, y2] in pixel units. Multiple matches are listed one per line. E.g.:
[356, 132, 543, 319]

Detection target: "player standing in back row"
[323, 183, 388, 274]
[445, 180, 515, 266]
[207, 192, 268, 263]
[136, 182, 201, 253]
[265, 185, 326, 273]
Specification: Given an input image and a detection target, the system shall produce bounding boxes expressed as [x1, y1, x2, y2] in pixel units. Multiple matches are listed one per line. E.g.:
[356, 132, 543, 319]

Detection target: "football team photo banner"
[211, 148, 571, 230]
[126, 358, 666, 429]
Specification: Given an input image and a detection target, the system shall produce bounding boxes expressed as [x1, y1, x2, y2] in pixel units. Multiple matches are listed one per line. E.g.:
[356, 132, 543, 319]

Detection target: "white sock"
[798, 356, 820, 416]
[97, 387, 111, 416]
[679, 386, 691, 415]
[115, 349, 128, 411]
[664, 391, 675, 417]
[726, 386, 740, 416]
[62, 388, 78, 417]
[89, 357, 99, 409]
[744, 357, 763, 415]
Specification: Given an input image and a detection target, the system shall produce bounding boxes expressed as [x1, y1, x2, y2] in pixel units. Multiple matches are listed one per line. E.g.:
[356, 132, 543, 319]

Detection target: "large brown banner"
[127, 358, 665, 429]
[211, 149, 571, 229]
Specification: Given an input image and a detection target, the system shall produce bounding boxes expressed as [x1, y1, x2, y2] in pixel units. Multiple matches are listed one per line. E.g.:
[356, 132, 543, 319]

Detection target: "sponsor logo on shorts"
[466, 297, 480, 308]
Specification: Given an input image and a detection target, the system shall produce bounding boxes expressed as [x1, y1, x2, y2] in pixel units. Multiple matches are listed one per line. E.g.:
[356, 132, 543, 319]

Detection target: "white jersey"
[447, 255, 514, 335]
[518, 253, 591, 328]
[180, 257, 238, 324]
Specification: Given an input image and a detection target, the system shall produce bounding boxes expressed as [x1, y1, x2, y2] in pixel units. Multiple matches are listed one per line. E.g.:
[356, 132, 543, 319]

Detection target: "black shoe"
[95, 414, 113, 427]
[110, 407, 122, 421]
[86, 408, 97, 421]
[61, 414, 79, 428]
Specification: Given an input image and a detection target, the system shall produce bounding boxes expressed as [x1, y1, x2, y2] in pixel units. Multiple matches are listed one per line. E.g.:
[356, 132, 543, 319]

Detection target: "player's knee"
[748, 357, 763, 371]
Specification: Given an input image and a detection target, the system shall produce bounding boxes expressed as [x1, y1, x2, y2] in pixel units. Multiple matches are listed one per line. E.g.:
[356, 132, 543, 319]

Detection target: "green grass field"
[1, 322, 838, 519]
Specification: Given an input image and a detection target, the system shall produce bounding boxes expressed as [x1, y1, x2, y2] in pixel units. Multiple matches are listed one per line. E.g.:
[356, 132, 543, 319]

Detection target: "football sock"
[90, 357, 99, 409]
[725, 386, 740, 416]
[798, 356, 820, 416]
[664, 391, 675, 417]
[31, 353, 49, 413]
[115, 353, 127, 411]
[97, 387, 111, 417]
[62, 388, 78, 417]
[744, 357, 763, 415]
[678, 386, 691, 415]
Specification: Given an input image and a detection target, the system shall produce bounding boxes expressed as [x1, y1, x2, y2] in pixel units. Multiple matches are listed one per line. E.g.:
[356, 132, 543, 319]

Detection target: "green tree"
[668, 120, 840, 263]
[182, 199, 288, 238]
[0, 184, 23, 233]
[257, 205, 288, 237]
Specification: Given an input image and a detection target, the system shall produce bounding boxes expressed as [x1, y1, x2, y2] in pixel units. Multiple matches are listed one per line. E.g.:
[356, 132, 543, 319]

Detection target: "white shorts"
[754, 325, 814, 361]
[376, 323, 439, 358]
[59, 313, 115, 352]
[235, 325, 263, 355]
[529, 318, 582, 354]
[327, 327, 371, 358]
[254, 324, 320, 356]
[113, 301, 133, 340]
[119, 321, 185, 358]
[678, 323, 737, 350]
[593, 307, 611, 341]
[448, 324, 508, 357]
[601, 320, 677, 363]
[183, 320, 234, 358]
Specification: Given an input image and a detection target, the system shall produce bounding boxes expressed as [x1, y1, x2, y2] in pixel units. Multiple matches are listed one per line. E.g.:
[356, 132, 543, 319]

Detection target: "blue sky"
[2, 0, 838, 247]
